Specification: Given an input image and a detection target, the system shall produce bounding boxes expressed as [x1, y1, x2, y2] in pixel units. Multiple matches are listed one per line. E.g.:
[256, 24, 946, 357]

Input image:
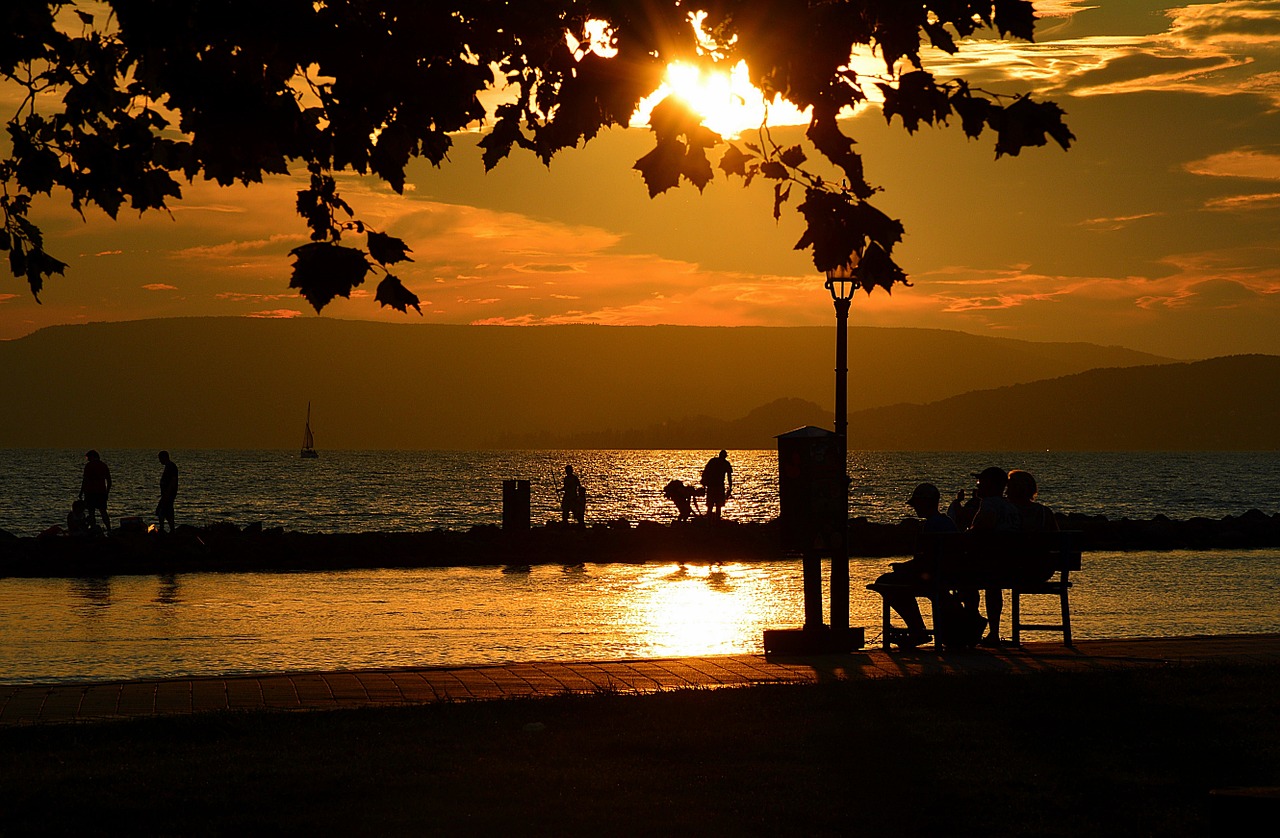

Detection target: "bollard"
[502, 479, 531, 530]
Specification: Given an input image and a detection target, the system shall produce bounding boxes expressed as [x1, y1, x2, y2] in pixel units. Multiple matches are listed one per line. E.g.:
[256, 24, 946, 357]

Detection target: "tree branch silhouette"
[1, 1, 1072, 310]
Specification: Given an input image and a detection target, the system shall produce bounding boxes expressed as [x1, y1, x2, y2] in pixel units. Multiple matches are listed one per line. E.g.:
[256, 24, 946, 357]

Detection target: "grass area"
[3, 663, 1279, 835]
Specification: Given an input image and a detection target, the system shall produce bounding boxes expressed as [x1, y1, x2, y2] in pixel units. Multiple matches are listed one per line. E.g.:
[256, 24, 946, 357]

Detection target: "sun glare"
[634, 60, 812, 138]
[633, 55, 889, 138]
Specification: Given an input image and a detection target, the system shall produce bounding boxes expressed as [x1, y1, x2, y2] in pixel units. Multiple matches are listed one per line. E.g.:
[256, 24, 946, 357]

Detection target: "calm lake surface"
[2, 449, 1278, 685]
[1, 551, 1278, 685]
[4, 449, 1280, 534]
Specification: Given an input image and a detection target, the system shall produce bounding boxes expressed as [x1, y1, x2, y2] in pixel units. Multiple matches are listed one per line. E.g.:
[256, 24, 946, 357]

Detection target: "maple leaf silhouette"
[375, 274, 422, 315]
[718, 144, 752, 178]
[288, 242, 372, 313]
[367, 231, 413, 266]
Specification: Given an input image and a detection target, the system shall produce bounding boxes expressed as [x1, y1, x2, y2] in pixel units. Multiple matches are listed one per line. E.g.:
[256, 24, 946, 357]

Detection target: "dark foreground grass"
[3, 663, 1278, 836]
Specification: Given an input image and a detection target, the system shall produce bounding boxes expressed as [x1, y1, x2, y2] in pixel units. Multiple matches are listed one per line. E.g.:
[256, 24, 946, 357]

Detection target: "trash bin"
[502, 479, 530, 530]
[776, 426, 845, 552]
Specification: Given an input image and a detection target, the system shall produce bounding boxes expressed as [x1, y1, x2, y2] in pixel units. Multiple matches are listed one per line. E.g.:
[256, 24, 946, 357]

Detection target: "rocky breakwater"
[3, 510, 1280, 578]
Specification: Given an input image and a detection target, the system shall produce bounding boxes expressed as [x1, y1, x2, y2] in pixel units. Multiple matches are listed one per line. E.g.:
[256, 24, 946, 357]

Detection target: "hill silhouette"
[501, 398, 834, 450]
[0, 317, 1167, 449]
[842, 355, 1280, 450]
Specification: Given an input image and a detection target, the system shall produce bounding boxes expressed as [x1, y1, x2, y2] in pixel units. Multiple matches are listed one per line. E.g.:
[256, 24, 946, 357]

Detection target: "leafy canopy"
[0, 1, 1072, 310]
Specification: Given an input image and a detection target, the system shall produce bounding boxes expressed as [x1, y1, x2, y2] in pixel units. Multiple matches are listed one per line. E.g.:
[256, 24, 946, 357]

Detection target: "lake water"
[4, 449, 1279, 535]
[2, 449, 1278, 685]
[1, 550, 1278, 685]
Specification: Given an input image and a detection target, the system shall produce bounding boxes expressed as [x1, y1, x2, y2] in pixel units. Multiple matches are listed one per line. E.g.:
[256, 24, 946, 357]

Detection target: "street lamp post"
[825, 263, 856, 635]
[760, 263, 865, 655]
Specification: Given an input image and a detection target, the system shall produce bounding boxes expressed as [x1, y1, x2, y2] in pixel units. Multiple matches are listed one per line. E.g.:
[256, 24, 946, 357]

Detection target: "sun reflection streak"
[627, 563, 785, 658]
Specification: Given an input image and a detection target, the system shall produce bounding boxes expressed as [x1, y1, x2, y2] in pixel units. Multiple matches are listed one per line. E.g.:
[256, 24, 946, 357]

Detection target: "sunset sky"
[2, 1, 1279, 360]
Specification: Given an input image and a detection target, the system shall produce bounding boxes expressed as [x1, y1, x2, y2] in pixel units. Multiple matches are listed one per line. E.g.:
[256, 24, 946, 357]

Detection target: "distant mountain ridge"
[499, 397, 834, 450]
[843, 355, 1280, 450]
[0, 317, 1171, 449]
[522, 356, 1279, 451]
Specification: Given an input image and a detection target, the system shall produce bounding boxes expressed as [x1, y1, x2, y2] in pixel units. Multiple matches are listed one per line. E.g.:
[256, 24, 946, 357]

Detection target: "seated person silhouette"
[1006, 469, 1057, 533]
[961, 466, 1022, 647]
[875, 482, 958, 649]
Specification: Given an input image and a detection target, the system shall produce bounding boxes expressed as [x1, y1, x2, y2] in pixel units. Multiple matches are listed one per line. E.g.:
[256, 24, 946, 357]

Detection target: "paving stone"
[354, 673, 403, 702]
[0, 690, 51, 723]
[289, 673, 334, 703]
[258, 677, 301, 709]
[75, 684, 122, 718]
[322, 673, 369, 702]
[418, 672, 469, 701]
[116, 683, 157, 716]
[153, 681, 192, 715]
[225, 679, 263, 709]
[524, 665, 598, 693]
[384, 673, 438, 702]
[190, 680, 229, 712]
[39, 688, 86, 720]
[446, 669, 503, 699]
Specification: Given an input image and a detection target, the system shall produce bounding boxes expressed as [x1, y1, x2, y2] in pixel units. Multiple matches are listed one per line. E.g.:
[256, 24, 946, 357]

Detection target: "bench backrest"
[917, 530, 1082, 585]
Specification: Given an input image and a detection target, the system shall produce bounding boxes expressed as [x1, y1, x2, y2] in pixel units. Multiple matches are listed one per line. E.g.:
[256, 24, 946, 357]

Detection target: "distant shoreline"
[4, 510, 1280, 578]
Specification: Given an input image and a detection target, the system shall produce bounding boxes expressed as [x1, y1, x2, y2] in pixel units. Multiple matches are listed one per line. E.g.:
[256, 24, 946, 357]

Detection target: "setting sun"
[635, 60, 812, 138]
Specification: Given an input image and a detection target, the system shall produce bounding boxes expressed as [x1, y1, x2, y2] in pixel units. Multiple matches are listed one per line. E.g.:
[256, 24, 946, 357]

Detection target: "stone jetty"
[3, 509, 1280, 578]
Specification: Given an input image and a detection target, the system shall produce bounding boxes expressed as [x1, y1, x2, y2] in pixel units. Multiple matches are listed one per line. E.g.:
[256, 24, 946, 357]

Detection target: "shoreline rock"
[3, 510, 1280, 578]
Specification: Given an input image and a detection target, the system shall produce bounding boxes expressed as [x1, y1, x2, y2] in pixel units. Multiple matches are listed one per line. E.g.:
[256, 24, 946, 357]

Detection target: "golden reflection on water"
[3, 550, 1279, 685]
[628, 563, 783, 658]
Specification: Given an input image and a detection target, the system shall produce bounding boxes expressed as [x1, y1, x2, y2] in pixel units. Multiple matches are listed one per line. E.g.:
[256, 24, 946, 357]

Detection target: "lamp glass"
[824, 262, 857, 302]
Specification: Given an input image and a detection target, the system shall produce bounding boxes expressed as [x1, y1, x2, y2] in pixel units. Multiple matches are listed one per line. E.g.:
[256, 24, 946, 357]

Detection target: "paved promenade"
[3, 634, 1278, 727]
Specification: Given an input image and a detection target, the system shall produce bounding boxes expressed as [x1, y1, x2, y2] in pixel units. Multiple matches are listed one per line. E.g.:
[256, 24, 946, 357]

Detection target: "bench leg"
[1011, 589, 1021, 646]
[882, 597, 893, 650]
[1060, 584, 1073, 647]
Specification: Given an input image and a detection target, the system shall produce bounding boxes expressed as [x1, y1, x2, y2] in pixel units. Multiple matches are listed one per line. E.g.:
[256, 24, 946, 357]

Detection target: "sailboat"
[301, 402, 319, 459]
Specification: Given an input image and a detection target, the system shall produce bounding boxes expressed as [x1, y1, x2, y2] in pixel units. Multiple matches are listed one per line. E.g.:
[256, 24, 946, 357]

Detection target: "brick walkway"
[3, 634, 1278, 727]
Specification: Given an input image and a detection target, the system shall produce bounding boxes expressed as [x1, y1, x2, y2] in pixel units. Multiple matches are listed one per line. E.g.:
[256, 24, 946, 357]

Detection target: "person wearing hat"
[908, 482, 956, 533]
[78, 449, 112, 535]
[874, 482, 958, 649]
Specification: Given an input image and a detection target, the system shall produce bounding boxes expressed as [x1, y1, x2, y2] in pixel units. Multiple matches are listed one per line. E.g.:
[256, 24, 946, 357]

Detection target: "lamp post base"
[762, 625, 865, 655]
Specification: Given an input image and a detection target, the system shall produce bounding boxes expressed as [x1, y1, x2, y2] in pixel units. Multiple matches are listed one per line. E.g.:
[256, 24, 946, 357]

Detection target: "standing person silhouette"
[79, 450, 112, 535]
[156, 450, 179, 533]
[701, 450, 733, 519]
[560, 465, 585, 525]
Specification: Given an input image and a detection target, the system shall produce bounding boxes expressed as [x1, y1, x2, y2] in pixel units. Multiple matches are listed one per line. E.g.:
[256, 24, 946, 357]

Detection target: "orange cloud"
[243, 309, 305, 319]
[1204, 192, 1280, 211]
[142, 283, 177, 291]
[1080, 212, 1162, 231]
[1185, 149, 1280, 180]
[920, 1, 1280, 105]
[215, 292, 295, 303]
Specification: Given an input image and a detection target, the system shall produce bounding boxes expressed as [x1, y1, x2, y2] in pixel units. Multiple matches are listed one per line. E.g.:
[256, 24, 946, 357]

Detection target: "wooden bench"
[865, 530, 1082, 649]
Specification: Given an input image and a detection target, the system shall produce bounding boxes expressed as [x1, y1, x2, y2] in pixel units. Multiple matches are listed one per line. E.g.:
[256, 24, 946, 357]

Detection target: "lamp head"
[824, 261, 857, 302]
